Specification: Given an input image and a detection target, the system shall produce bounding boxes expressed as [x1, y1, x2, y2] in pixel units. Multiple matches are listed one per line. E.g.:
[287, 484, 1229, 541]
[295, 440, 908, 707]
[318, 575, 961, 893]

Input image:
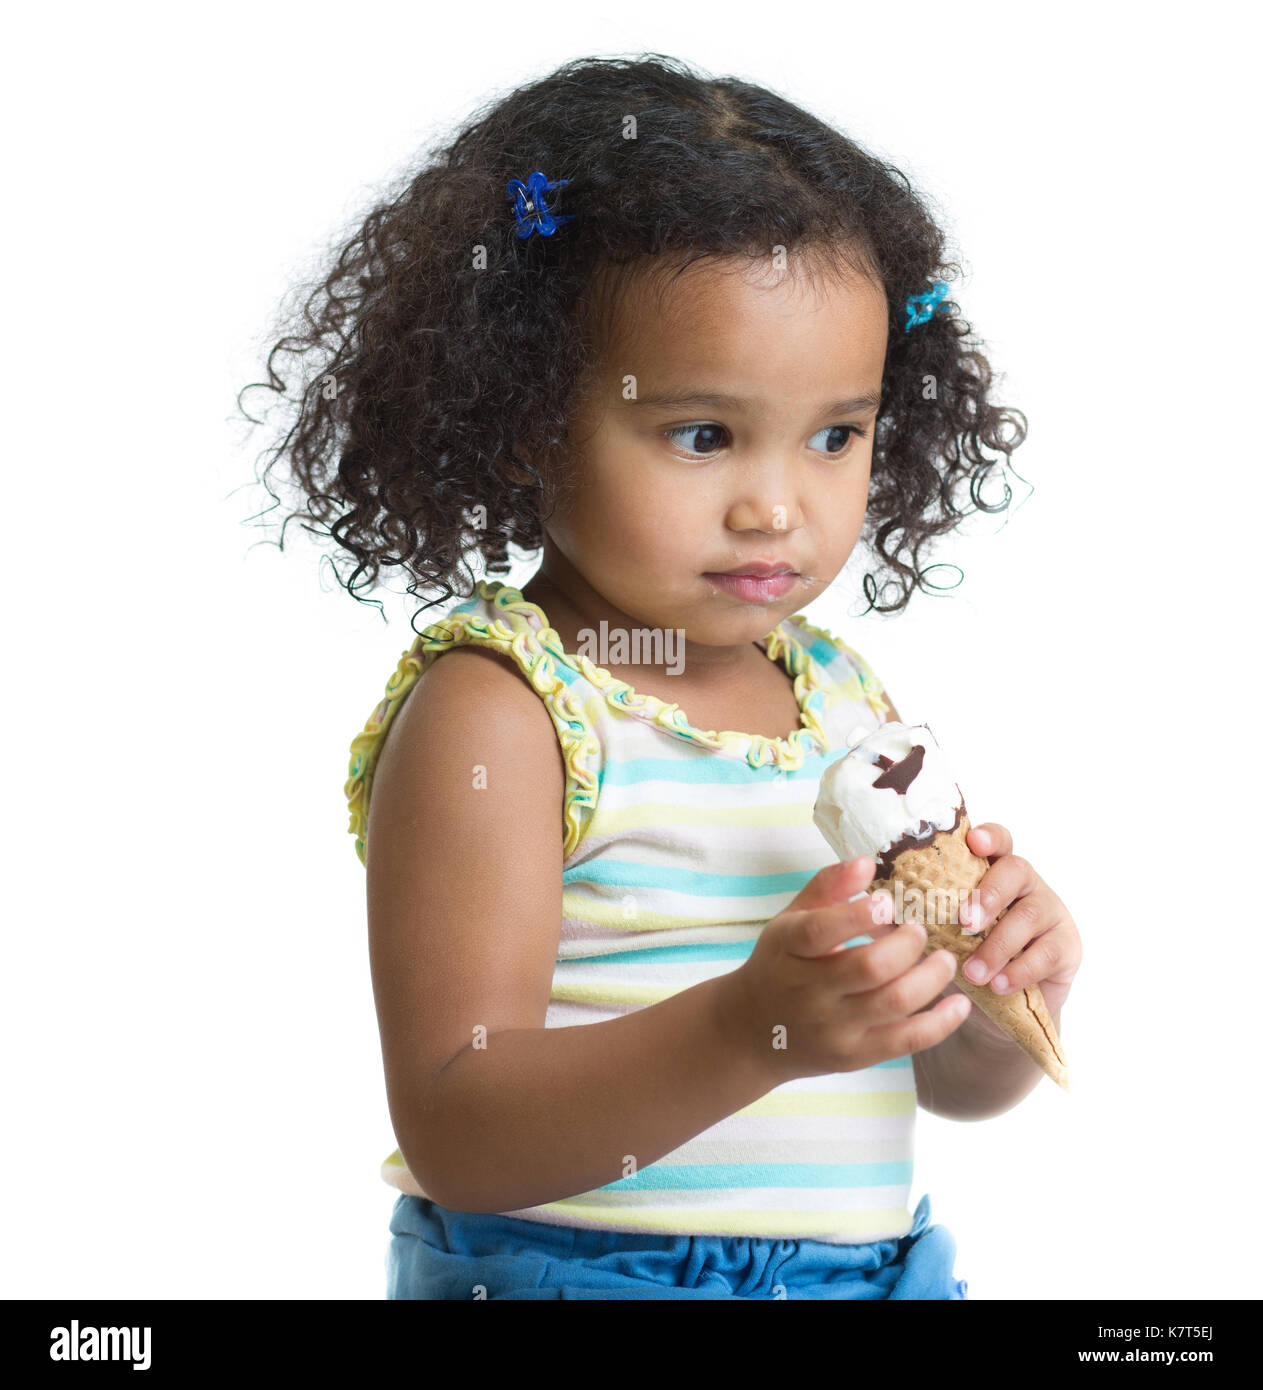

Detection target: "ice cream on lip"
[814, 722, 965, 879]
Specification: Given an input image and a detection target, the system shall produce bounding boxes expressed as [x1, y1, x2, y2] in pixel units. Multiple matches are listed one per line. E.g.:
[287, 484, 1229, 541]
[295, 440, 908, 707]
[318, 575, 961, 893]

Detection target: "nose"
[723, 491, 805, 535]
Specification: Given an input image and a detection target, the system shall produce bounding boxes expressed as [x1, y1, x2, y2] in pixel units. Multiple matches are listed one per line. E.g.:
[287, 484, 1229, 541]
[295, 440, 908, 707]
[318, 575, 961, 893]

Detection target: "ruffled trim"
[793, 615, 892, 722]
[483, 583, 834, 772]
[344, 582, 891, 865]
[344, 585, 601, 864]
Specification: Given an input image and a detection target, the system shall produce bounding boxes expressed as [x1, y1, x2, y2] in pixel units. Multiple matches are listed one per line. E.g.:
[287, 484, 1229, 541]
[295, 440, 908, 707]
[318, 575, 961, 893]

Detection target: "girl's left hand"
[945, 821, 1082, 1041]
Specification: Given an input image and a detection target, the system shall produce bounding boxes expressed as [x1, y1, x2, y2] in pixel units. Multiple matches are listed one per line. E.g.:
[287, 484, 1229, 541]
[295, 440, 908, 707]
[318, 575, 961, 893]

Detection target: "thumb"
[783, 855, 878, 915]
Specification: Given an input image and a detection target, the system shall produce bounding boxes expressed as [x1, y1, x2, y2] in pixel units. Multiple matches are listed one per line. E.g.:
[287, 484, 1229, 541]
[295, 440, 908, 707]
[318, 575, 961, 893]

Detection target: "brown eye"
[809, 425, 861, 454]
[665, 423, 727, 456]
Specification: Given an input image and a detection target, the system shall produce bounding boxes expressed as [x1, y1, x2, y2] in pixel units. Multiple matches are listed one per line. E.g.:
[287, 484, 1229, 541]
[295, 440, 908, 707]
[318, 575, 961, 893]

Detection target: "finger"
[827, 920, 930, 990]
[859, 991, 972, 1065]
[942, 977, 1011, 1041]
[853, 945, 958, 1025]
[961, 884, 1059, 987]
[987, 920, 1079, 996]
[782, 889, 900, 961]
[967, 821, 1012, 862]
[959, 851, 1039, 933]
[786, 856, 876, 914]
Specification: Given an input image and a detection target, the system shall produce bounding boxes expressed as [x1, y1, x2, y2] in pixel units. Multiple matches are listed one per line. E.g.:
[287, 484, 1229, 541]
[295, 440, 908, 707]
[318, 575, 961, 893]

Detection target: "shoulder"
[360, 643, 567, 878]
[787, 614, 894, 716]
[372, 644, 566, 802]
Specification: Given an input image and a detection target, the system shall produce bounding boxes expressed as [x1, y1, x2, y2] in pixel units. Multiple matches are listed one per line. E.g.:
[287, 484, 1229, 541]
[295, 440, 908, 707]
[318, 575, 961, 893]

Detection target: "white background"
[4, 1, 1258, 1300]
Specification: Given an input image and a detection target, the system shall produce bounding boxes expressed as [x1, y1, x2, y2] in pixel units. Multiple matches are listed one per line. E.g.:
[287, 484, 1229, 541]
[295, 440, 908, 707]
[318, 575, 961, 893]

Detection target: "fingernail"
[964, 958, 987, 983]
[959, 900, 973, 925]
[992, 972, 1009, 992]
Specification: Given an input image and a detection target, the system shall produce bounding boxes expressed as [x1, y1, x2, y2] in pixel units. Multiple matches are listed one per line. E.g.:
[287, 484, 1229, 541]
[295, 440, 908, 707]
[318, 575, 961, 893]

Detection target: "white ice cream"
[813, 721, 964, 865]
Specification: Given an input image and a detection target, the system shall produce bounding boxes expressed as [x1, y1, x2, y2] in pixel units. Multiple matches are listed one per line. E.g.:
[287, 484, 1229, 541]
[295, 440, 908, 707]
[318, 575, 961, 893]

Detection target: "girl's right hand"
[714, 855, 971, 1086]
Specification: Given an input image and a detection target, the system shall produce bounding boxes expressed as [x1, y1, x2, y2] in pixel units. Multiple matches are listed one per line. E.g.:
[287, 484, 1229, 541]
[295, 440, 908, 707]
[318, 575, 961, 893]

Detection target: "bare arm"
[912, 1000, 1059, 1121]
[365, 645, 775, 1213]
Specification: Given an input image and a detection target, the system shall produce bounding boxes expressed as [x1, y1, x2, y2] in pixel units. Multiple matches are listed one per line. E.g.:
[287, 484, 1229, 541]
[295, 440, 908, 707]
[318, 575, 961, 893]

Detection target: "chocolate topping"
[872, 743, 925, 795]
[874, 800, 965, 881]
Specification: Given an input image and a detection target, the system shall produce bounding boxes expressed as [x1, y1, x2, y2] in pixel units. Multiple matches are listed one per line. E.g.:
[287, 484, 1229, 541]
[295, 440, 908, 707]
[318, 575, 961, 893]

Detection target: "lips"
[710, 563, 797, 577]
[703, 566, 800, 602]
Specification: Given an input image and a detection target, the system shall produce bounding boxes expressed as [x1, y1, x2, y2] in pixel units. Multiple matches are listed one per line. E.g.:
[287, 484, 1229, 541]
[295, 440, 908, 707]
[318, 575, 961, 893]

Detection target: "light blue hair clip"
[506, 170, 573, 239]
[904, 280, 949, 333]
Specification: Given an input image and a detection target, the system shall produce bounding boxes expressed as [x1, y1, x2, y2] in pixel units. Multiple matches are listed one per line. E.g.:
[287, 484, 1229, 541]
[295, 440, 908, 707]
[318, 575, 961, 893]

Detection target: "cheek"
[570, 456, 706, 559]
[813, 465, 870, 548]
[605, 495, 692, 569]
[542, 469, 657, 576]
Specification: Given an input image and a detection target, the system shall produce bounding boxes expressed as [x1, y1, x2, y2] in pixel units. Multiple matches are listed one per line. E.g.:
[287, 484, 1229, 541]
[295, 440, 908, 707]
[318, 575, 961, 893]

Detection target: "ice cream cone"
[871, 813, 1071, 1092]
[813, 721, 1071, 1092]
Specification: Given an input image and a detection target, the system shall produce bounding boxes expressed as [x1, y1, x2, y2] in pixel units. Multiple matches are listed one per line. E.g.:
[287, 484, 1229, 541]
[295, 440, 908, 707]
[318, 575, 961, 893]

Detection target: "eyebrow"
[628, 389, 883, 415]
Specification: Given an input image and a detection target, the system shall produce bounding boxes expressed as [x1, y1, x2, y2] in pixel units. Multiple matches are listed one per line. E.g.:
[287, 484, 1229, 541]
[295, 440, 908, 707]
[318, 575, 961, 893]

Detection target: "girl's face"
[539, 251, 889, 651]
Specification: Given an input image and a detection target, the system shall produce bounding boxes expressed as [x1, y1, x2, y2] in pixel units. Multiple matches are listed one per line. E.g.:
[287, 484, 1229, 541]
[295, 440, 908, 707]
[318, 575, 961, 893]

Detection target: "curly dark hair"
[237, 51, 1029, 621]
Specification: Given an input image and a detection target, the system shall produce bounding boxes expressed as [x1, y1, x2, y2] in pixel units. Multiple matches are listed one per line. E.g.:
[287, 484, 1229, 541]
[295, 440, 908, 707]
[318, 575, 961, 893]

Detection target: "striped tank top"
[344, 579, 920, 1244]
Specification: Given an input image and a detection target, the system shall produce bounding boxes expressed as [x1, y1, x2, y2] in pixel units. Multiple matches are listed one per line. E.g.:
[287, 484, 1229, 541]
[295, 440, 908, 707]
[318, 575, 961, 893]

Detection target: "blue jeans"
[386, 1191, 967, 1300]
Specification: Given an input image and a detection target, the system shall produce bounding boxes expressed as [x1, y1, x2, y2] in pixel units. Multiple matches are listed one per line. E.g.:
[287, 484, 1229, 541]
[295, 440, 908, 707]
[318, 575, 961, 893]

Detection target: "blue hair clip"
[904, 280, 950, 332]
[506, 170, 573, 239]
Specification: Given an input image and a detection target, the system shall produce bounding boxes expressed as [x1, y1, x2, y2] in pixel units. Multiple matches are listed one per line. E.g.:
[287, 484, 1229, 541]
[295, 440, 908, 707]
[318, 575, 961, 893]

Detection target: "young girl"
[244, 53, 1082, 1300]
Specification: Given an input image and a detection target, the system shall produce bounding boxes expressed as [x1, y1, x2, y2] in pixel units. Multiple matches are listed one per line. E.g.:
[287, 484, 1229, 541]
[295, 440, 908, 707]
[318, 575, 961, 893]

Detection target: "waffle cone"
[871, 814, 1071, 1092]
